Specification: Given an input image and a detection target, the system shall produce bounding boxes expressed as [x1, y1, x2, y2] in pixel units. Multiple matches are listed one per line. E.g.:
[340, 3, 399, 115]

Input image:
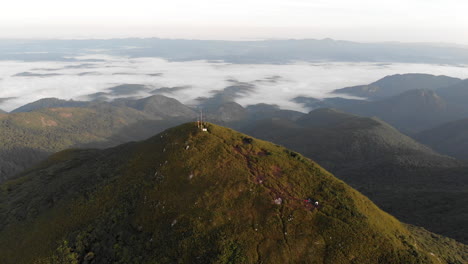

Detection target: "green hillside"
[11, 98, 89, 113]
[0, 97, 195, 183]
[0, 123, 466, 263]
[241, 109, 468, 243]
[112, 95, 197, 119]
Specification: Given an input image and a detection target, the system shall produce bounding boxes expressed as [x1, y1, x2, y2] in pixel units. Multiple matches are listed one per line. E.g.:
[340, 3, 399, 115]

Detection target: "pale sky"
[0, 0, 467, 44]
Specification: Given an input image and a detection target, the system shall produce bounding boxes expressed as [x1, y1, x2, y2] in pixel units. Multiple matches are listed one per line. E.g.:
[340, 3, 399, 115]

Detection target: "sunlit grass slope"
[0, 123, 466, 263]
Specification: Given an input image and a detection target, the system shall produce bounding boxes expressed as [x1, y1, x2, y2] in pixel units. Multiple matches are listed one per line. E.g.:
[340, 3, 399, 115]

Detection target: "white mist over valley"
[0, 54, 467, 112]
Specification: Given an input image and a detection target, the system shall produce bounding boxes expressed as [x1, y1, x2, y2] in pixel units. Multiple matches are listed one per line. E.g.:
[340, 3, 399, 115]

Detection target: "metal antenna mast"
[198, 108, 208, 132]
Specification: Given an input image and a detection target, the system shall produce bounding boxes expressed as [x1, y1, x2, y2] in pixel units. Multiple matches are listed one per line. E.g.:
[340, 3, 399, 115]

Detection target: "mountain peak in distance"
[333, 73, 461, 100]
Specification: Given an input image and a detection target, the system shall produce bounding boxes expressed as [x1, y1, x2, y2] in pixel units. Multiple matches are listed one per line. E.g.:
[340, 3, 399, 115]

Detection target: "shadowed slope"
[416, 117, 468, 160]
[437, 79, 468, 106]
[243, 108, 460, 175]
[334, 89, 468, 133]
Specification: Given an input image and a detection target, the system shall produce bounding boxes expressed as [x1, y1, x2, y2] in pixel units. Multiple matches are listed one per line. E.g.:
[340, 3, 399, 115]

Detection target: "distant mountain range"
[2, 38, 468, 64]
[333, 73, 461, 100]
[296, 73, 468, 134]
[0, 123, 466, 263]
[335, 89, 468, 133]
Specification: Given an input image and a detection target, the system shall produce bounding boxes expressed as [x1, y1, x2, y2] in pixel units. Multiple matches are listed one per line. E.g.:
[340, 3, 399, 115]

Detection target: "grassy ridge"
[0, 123, 466, 263]
[241, 109, 468, 243]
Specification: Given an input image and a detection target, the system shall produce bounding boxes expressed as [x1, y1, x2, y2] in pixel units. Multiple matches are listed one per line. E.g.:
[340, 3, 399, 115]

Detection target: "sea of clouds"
[0, 54, 467, 112]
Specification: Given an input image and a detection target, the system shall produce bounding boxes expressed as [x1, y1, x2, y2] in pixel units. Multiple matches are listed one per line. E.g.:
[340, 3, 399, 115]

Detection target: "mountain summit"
[0, 123, 465, 263]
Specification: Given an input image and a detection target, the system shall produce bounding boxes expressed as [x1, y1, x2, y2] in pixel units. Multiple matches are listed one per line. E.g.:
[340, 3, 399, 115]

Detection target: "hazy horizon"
[0, 36, 467, 47]
[1, 0, 468, 45]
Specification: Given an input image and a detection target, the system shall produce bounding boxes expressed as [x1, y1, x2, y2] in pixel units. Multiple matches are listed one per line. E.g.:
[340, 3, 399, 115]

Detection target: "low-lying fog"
[0, 54, 467, 112]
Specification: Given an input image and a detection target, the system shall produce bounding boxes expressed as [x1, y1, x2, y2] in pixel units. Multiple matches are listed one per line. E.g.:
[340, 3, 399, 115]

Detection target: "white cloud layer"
[0, 55, 467, 112]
